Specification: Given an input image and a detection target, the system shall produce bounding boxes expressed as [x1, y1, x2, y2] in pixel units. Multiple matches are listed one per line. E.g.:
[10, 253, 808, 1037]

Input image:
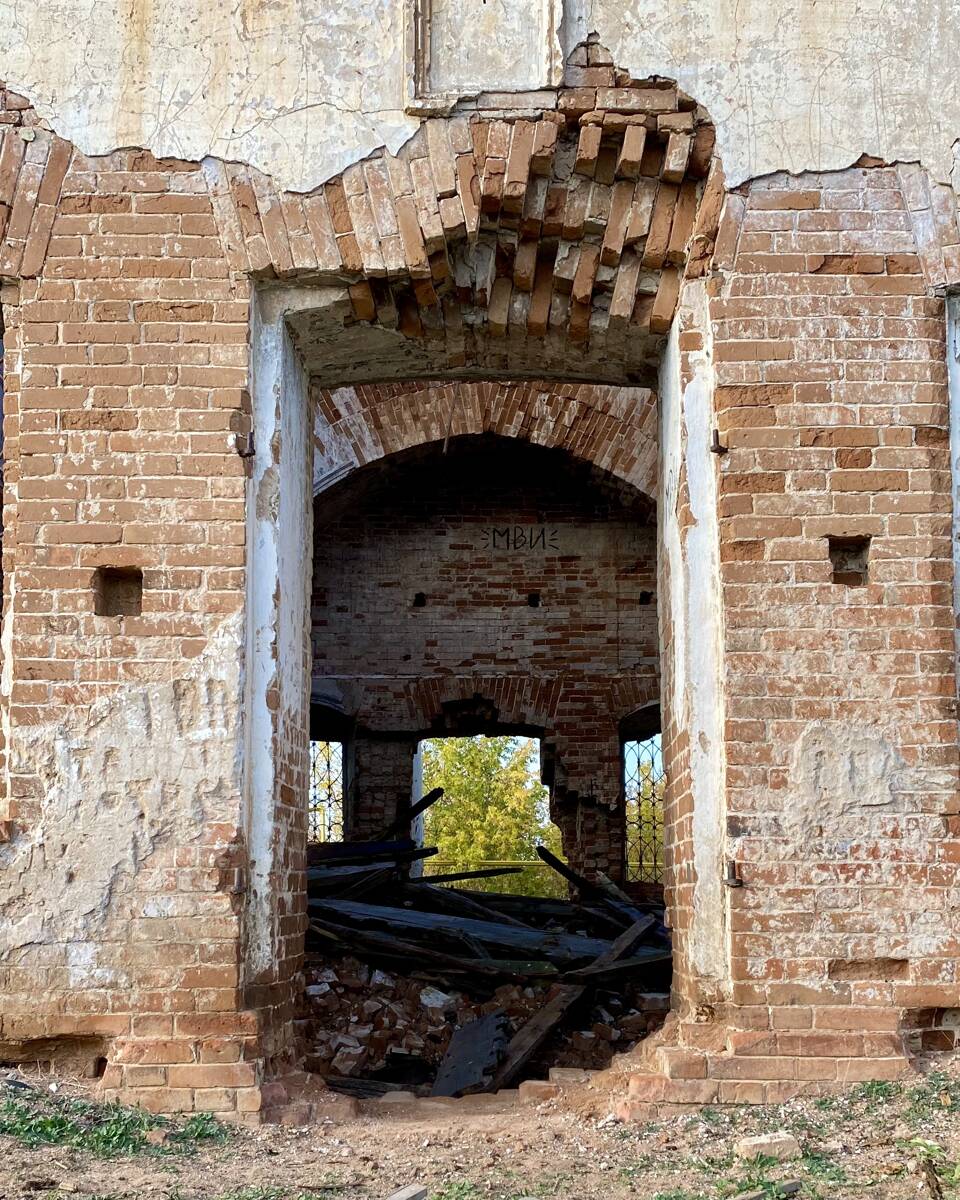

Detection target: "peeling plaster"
[0, 1, 958, 191]
[243, 285, 316, 978]
[659, 281, 727, 995]
[0, 614, 244, 989]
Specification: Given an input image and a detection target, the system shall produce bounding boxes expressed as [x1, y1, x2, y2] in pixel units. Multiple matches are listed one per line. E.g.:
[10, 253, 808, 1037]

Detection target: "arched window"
[620, 705, 664, 887]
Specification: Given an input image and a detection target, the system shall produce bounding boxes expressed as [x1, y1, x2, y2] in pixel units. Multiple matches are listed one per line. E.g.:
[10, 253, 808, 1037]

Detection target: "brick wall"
[0, 99, 263, 1117]
[0, 78, 958, 1118]
[622, 164, 960, 1107]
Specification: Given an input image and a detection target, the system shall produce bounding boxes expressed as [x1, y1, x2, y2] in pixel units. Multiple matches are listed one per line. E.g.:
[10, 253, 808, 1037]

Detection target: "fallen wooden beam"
[488, 917, 658, 1090]
[308, 898, 620, 965]
[308, 919, 535, 982]
[411, 866, 523, 885]
[535, 846, 661, 931]
[378, 787, 445, 839]
[308, 845, 438, 869]
[402, 883, 534, 930]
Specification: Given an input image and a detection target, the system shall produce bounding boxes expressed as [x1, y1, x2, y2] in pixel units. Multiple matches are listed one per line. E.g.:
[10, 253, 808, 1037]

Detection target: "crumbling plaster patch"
[0, 0, 418, 192]
[0, 613, 244, 988]
[0, 1, 959, 191]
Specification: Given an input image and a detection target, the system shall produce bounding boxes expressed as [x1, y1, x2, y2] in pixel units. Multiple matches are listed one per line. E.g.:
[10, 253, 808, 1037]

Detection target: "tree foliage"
[421, 736, 564, 893]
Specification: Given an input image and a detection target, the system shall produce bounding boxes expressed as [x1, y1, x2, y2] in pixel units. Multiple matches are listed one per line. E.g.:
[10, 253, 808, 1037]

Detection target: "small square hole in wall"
[828, 536, 870, 587]
[93, 566, 143, 617]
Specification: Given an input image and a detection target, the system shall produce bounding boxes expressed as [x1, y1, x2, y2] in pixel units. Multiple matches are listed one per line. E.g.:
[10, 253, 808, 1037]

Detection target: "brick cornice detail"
[0, 58, 725, 366]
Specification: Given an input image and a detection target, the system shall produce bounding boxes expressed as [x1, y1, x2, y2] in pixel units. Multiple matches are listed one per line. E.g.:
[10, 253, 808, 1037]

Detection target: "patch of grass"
[905, 1070, 960, 1123]
[432, 1185, 483, 1200]
[651, 1191, 704, 1200]
[802, 1152, 848, 1183]
[716, 1154, 783, 1198]
[851, 1079, 901, 1105]
[619, 1154, 655, 1181]
[0, 1084, 228, 1158]
[211, 1191, 345, 1200]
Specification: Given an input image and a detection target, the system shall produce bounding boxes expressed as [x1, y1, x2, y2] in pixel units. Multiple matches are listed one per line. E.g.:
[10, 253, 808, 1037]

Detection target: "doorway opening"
[298, 405, 672, 1099]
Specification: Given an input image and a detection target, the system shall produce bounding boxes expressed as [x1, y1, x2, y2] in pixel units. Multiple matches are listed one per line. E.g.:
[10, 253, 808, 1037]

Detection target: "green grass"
[904, 1070, 960, 1123]
[802, 1152, 848, 1183]
[431, 1185, 483, 1200]
[851, 1079, 901, 1105]
[207, 1191, 346, 1200]
[0, 1085, 228, 1158]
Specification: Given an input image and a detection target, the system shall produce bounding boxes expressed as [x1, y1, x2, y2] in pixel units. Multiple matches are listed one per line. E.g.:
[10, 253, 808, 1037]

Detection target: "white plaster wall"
[243, 285, 328, 977]
[1, 0, 958, 190]
[658, 281, 727, 998]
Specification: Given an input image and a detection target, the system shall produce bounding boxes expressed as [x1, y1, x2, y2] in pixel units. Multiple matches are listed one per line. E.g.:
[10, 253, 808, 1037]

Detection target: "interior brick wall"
[310, 434, 660, 877]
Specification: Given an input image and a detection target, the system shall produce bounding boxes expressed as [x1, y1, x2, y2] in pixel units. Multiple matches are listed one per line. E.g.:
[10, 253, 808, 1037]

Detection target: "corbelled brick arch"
[279, 64, 725, 385]
[311, 379, 660, 499]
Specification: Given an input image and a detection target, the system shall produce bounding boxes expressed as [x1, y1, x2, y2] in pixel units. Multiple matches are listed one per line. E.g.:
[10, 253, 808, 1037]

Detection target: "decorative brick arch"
[312, 378, 660, 500]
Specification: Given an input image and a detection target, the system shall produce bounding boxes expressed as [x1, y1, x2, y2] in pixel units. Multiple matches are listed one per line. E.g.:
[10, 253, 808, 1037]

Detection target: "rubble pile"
[300, 954, 670, 1091]
[300, 815, 672, 1098]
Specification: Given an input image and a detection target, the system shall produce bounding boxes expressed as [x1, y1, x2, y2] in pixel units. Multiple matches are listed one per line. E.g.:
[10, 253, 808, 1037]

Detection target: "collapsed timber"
[302, 819, 671, 1099]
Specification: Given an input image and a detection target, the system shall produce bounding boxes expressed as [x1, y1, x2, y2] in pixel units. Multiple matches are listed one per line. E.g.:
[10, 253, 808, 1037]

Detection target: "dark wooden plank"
[309, 899, 614, 964]
[411, 866, 523, 885]
[306, 863, 392, 888]
[308, 919, 534, 981]
[402, 883, 534, 930]
[378, 787, 445, 839]
[311, 838, 415, 860]
[431, 1011, 512, 1097]
[308, 845, 438, 869]
[536, 846, 659, 929]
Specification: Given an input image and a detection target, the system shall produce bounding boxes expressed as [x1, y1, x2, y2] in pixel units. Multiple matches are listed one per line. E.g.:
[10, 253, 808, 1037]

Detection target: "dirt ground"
[2, 1061, 960, 1200]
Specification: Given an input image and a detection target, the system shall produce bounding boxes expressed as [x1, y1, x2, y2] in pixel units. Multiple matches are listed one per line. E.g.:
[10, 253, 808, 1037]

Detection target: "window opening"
[418, 734, 564, 896]
[309, 740, 344, 843]
[828, 535, 870, 586]
[93, 566, 143, 617]
[624, 733, 665, 884]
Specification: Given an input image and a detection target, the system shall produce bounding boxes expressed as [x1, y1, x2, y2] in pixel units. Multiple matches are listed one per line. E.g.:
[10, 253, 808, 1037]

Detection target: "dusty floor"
[2, 1063, 960, 1200]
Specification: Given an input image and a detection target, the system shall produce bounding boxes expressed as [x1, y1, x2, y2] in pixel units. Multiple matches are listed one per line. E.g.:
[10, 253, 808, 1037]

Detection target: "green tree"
[421, 735, 564, 894]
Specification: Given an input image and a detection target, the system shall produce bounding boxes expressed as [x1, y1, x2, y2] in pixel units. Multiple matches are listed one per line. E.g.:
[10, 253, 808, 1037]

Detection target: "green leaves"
[422, 736, 564, 894]
[0, 1086, 227, 1158]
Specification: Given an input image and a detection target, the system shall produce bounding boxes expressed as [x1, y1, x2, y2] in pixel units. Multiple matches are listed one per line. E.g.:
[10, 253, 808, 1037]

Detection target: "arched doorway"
[240, 45, 728, 1083]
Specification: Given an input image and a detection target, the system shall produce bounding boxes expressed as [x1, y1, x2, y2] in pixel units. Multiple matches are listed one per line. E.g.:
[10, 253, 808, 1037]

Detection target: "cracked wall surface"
[0, 0, 959, 192]
[0, 615, 246, 1024]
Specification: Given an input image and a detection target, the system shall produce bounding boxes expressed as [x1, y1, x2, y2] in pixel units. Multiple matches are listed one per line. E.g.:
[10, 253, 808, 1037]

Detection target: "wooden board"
[309, 899, 619, 965]
[431, 1011, 512, 1097]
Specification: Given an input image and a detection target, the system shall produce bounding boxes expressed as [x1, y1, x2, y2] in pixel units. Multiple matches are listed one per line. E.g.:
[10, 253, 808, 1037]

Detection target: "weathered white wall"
[658, 281, 728, 999]
[0, 0, 957, 191]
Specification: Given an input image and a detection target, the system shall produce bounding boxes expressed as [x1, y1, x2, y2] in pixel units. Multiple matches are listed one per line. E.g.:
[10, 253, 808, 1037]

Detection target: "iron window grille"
[624, 735, 664, 883]
[309, 741, 344, 843]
